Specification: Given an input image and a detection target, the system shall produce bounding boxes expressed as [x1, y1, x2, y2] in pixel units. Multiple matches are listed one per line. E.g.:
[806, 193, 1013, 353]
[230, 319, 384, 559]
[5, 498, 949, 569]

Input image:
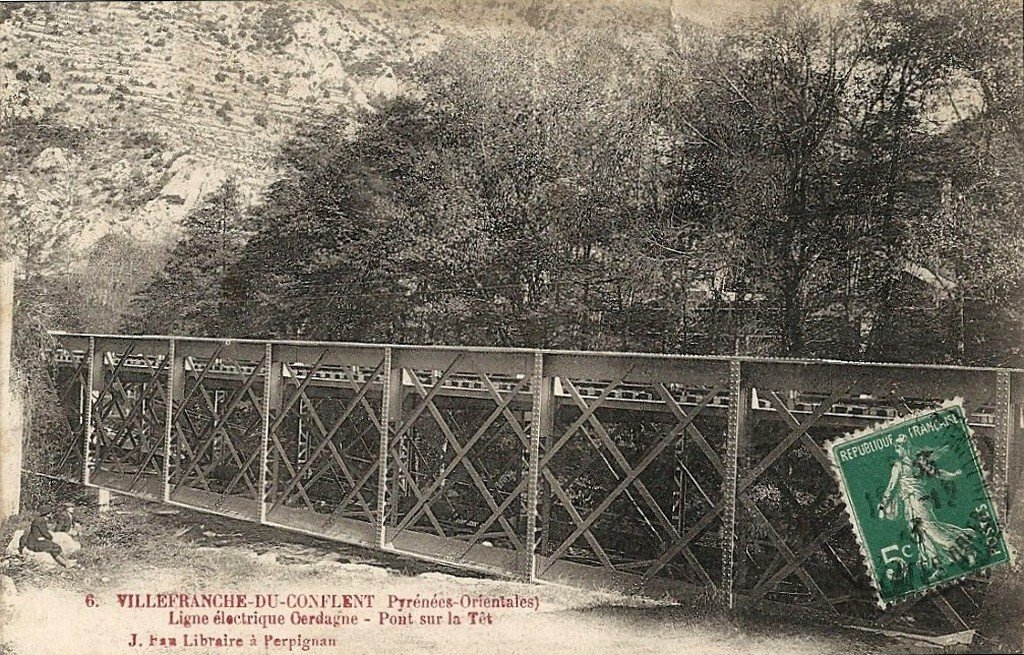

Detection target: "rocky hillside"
[1, 0, 673, 246]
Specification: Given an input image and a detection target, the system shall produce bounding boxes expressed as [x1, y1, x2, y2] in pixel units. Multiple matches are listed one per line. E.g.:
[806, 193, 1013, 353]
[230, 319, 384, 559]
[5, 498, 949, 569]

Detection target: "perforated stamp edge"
[823, 398, 1011, 610]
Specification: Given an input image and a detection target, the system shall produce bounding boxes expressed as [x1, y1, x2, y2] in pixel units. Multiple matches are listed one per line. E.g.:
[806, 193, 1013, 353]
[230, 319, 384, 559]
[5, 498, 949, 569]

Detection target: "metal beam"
[377, 347, 402, 548]
[85, 337, 103, 486]
[259, 342, 279, 523]
[721, 360, 748, 609]
[525, 352, 548, 580]
[994, 371, 1011, 518]
[163, 339, 181, 502]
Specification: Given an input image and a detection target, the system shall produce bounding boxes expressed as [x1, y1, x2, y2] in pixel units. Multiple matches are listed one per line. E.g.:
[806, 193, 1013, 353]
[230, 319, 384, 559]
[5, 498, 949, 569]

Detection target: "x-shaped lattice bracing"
[406, 376, 527, 545]
[414, 373, 530, 551]
[171, 353, 266, 497]
[93, 353, 169, 473]
[669, 397, 725, 516]
[173, 407, 217, 491]
[575, 422, 662, 545]
[315, 362, 389, 518]
[540, 380, 722, 582]
[268, 358, 385, 520]
[89, 346, 142, 451]
[449, 374, 534, 555]
[639, 383, 730, 584]
[117, 375, 178, 492]
[193, 382, 262, 500]
[299, 419, 382, 522]
[48, 355, 89, 478]
[733, 384, 856, 610]
[487, 374, 633, 570]
[95, 385, 137, 454]
[391, 369, 530, 551]
[169, 347, 241, 492]
[172, 385, 263, 500]
[743, 387, 996, 617]
[741, 394, 848, 599]
[264, 352, 333, 511]
[55, 353, 89, 410]
[384, 356, 467, 537]
[291, 368, 385, 523]
[747, 505, 848, 604]
[96, 360, 169, 468]
[195, 366, 280, 503]
[640, 384, 852, 592]
[286, 390, 378, 522]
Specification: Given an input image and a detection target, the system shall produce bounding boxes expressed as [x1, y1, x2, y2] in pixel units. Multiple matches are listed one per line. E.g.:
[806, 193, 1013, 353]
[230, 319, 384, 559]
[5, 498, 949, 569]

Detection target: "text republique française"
[835, 410, 962, 462]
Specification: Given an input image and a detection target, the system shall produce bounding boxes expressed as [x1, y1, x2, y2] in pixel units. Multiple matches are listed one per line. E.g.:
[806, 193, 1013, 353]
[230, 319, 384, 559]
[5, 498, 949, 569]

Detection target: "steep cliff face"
[1, 0, 672, 247]
[1, 0, 435, 244]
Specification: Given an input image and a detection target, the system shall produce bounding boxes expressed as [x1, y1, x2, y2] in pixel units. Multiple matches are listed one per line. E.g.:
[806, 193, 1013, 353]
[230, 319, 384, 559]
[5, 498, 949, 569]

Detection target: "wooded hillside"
[3, 0, 1022, 366]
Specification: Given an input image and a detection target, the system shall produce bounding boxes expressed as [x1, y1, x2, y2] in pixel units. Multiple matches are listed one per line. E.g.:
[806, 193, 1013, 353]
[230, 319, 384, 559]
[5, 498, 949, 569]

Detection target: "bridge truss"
[40, 332, 1023, 636]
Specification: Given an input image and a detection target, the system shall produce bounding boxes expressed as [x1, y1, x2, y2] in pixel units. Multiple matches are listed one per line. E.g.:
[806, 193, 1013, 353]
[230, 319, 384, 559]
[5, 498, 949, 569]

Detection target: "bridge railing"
[42, 332, 1024, 636]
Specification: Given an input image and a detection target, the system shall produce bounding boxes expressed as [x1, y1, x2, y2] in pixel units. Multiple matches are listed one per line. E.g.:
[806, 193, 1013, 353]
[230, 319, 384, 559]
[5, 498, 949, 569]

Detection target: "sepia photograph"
[0, 0, 1021, 653]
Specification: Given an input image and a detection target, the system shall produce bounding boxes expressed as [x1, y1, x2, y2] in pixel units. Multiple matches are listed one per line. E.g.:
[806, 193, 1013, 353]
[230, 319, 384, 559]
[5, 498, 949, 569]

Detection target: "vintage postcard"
[1, 1, 1022, 654]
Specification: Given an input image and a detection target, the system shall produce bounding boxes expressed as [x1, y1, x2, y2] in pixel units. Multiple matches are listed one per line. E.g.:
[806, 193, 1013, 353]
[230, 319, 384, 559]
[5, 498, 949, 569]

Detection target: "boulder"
[5, 530, 81, 567]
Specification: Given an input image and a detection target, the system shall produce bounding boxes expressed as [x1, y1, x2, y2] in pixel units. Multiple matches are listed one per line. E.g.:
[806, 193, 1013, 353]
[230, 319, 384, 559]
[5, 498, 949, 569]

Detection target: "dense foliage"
[11, 0, 1024, 366]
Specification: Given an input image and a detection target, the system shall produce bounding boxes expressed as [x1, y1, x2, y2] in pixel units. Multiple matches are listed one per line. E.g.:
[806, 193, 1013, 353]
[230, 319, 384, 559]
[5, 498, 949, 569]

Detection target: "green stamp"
[827, 402, 1009, 607]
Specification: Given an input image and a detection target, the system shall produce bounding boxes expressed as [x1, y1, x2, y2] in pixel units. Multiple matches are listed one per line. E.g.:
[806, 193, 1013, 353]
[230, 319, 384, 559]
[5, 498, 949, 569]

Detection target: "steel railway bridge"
[38, 332, 1024, 638]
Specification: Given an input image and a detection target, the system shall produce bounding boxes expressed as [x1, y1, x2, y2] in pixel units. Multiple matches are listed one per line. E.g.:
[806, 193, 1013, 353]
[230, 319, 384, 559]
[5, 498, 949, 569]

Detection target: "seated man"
[53, 504, 81, 537]
[19, 505, 76, 568]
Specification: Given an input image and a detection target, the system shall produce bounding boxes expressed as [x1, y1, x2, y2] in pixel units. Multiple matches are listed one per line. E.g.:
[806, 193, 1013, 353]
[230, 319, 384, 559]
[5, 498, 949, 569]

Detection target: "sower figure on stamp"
[877, 435, 975, 581]
[18, 505, 77, 568]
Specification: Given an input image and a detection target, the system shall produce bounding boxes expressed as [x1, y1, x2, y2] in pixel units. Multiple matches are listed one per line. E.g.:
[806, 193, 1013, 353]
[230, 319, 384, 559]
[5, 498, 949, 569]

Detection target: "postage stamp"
[826, 401, 1010, 607]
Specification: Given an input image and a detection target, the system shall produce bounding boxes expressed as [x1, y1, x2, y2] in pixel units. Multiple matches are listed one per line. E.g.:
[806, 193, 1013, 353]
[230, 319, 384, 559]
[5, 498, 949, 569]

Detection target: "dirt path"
[0, 502, 901, 655]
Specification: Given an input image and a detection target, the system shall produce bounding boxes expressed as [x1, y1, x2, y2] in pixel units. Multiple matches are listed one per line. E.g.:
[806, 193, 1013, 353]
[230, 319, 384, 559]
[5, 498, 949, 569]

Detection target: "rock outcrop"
[5, 530, 82, 567]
